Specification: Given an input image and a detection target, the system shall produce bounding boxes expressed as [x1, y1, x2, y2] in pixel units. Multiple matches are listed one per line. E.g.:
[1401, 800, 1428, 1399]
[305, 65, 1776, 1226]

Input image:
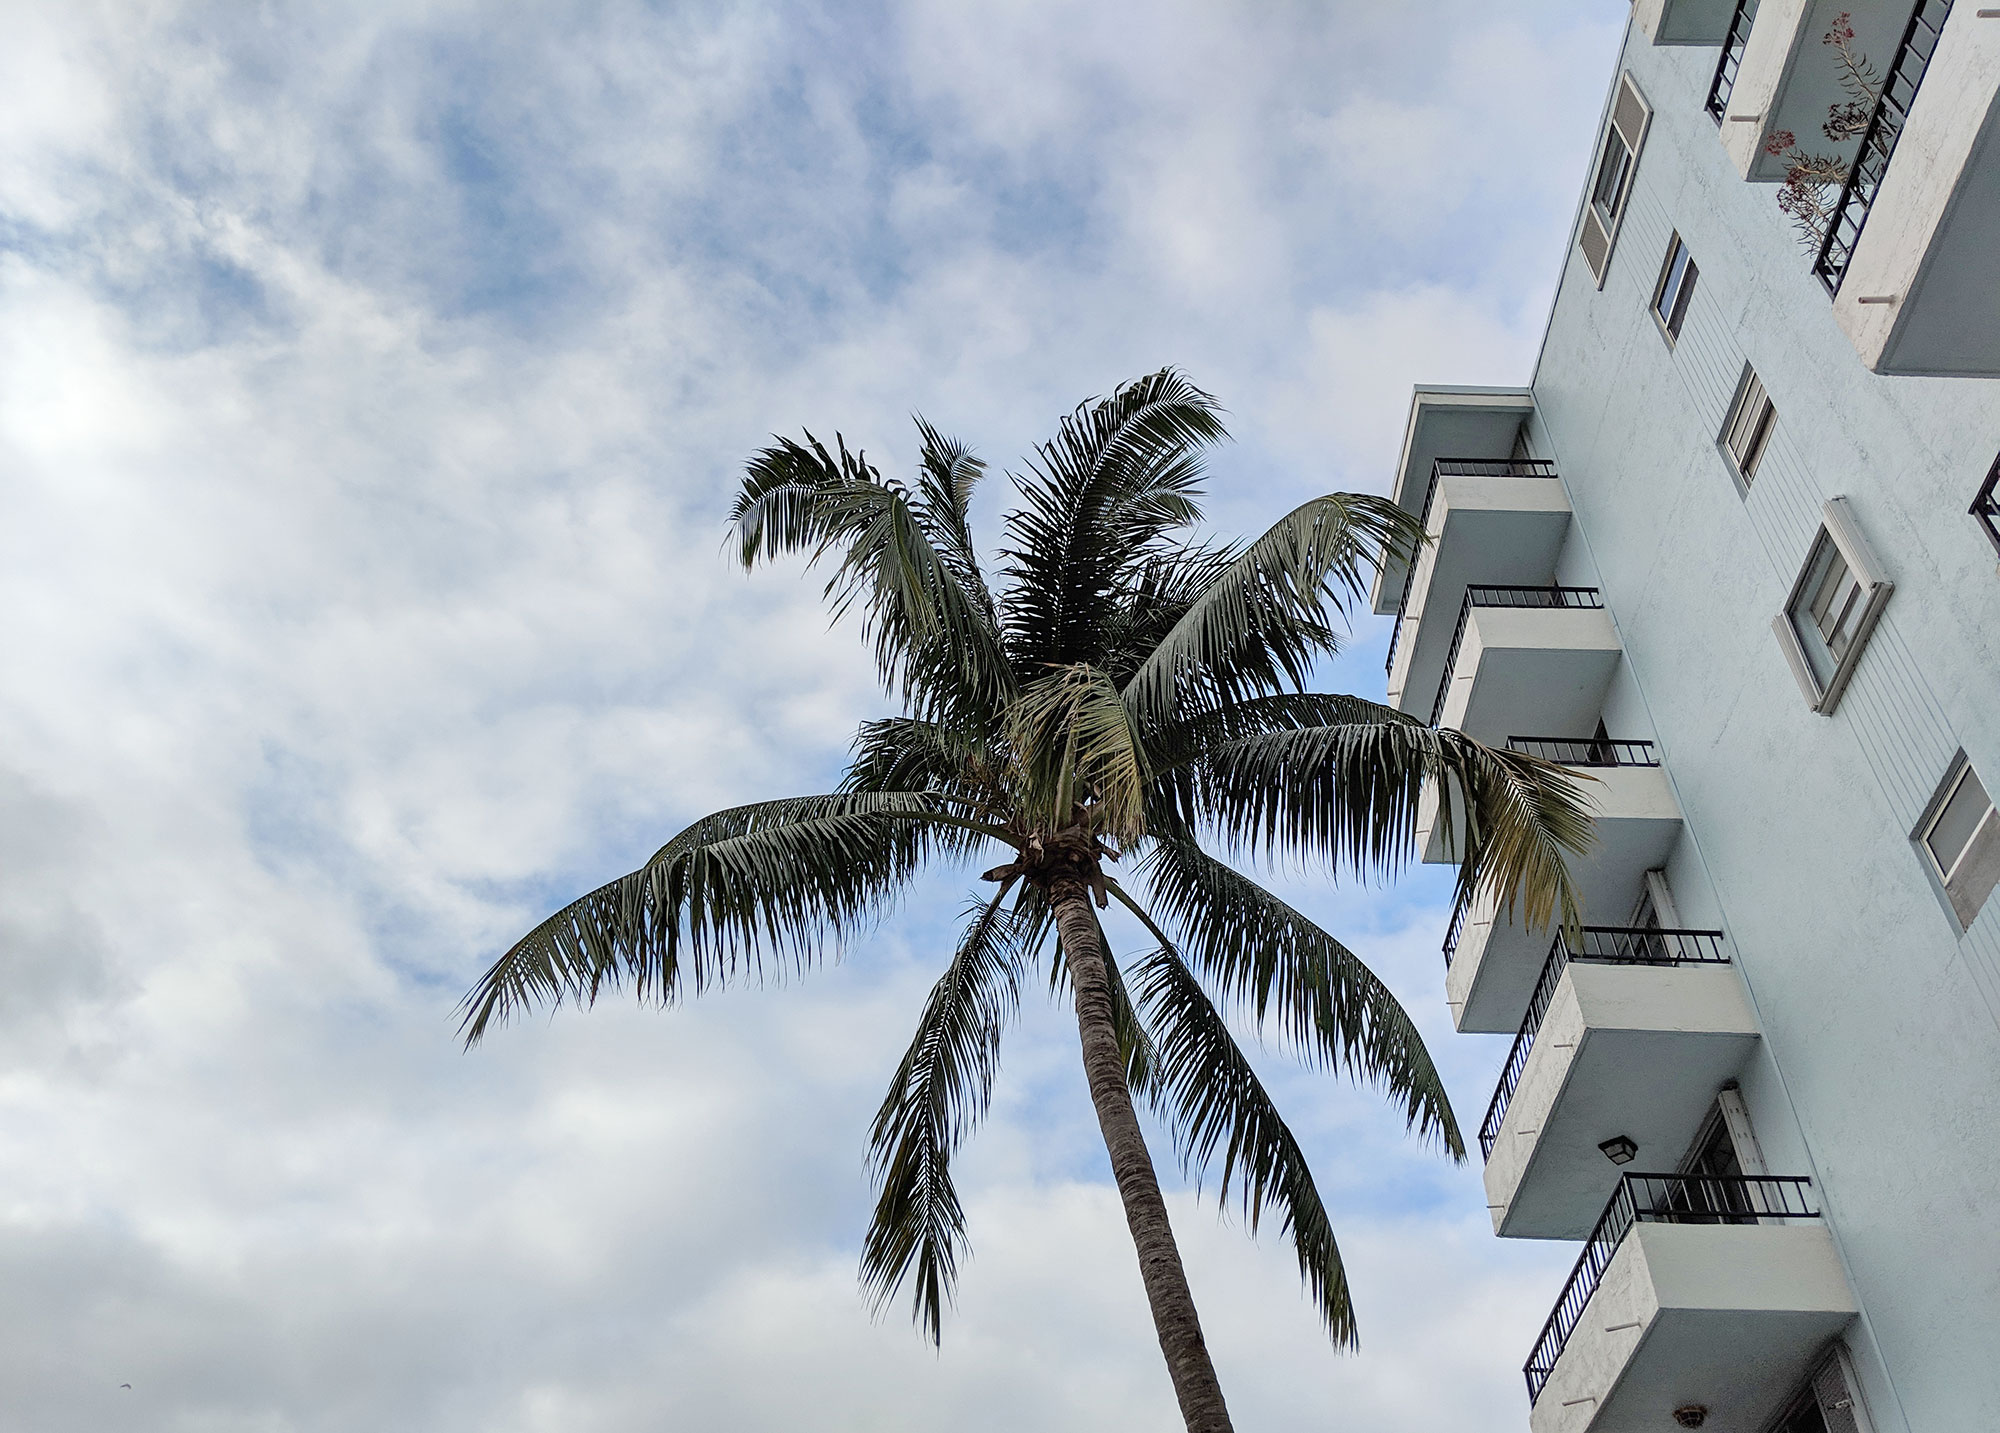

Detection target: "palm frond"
[1123, 495, 1422, 731]
[1001, 369, 1228, 673]
[1006, 664, 1151, 842]
[843, 716, 1010, 821]
[911, 417, 996, 621]
[1127, 942, 1356, 1346]
[728, 432, 1013, 725]
[1130, 837, 1460, 1156]
[1190, 714, 1596, 933]
[460, 793, 987, 1043]
[862, 885, 1028, 1343]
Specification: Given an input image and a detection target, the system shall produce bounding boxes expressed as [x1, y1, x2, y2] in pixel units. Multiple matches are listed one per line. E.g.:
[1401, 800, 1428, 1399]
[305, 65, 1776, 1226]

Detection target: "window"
[1664, 1105, 1757, 1224]
[1920, 758, 2000, 930]
[1721, 367, 1777, 485]
[1772, 498, 1892, 714]
[1766, 1345, 1875, 1433]
[1652, 233, 1699, 342]
[1577, 73, 1650, 287]
[1590, 133, 1634, 223]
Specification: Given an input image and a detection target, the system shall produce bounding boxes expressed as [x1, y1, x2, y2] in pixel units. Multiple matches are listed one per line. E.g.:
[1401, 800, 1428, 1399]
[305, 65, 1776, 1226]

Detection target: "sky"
[0, 3, 1627, 1429]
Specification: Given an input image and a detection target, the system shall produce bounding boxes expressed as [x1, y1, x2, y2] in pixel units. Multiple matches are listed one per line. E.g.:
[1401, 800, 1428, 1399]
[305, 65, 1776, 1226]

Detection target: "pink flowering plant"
[1761, 13, 1884, 256]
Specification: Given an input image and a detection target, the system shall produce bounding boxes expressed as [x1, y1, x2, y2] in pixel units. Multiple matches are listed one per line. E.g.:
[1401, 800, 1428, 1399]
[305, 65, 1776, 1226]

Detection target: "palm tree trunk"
[1049, 871, 1235, 1433]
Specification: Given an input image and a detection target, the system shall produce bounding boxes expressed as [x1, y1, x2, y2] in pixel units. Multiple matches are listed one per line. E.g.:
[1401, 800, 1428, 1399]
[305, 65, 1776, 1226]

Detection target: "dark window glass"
[1591, 133, 1634, 222]
[1654, 236, 1699, 339]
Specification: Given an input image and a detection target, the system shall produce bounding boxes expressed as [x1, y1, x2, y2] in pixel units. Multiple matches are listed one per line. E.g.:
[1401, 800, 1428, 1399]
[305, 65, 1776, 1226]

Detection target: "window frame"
[1720, 365, 1776, 490]
[1651, 232, 1699, 345]
[1914, 754, 2000, 932]
[1771, 497, 1893, 715]
[1576, 72, 1650, 289]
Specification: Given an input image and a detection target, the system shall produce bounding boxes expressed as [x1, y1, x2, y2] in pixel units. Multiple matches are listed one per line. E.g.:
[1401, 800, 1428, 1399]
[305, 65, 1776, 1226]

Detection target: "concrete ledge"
[1434, 605, 1621, 744]
[1486, 962, 1761, 1239]
[1531, 1222, 1856, 1433]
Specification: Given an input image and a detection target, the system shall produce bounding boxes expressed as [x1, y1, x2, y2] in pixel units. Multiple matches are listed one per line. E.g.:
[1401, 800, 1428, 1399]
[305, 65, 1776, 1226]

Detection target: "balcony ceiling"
[1634, 0, 1738, 45]
[1387, 484, 1572, 720]
[1487, 963, 1761, 1241]
[1531, 1223, 1857, 1433]
[1435, 605, 1621, 746]
[1838, 16, 2000, 375]
[1370, 386, 1534, 614]
[1722, 0, 1911, 182]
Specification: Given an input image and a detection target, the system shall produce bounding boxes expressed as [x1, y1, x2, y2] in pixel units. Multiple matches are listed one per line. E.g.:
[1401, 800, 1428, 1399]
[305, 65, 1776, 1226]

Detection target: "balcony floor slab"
[1434, 605, 1621, 747]
[1486, 963, 1761, 1241]
[1530, 1222, 1856, 1433]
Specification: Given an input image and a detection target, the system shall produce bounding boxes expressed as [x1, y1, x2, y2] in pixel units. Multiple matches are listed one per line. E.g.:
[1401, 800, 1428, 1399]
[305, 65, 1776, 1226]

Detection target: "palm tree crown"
[463, 369, 1593, 1433]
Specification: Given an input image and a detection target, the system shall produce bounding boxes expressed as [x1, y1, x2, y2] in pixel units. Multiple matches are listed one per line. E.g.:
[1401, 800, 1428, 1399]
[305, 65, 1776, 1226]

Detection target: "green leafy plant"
[462, 369, 1594, 1433]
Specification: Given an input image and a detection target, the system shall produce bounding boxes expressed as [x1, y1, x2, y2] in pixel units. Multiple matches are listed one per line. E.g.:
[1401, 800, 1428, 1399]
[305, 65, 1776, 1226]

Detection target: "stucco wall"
[1519, 22, 2000, 1433]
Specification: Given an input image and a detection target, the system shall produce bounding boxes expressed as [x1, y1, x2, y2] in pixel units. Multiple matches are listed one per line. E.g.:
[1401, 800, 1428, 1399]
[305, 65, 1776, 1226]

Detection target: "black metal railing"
[1427, 586, 1604, 727]
[1506, 736, 1659, 767]
[1524, 1173, 1819, 1403]
[1478, 926, 1729, 1160]
[1442, 900, 1469, 968]
[1705, 0, 1760, 124]
[1812, 0, 1954, 294]
[1973, 454, 2000, 559]
[1383, 459, 1559, 678]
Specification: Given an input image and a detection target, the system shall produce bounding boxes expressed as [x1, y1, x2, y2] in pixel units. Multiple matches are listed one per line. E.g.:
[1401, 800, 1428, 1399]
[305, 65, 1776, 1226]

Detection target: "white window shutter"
[1579, 207, 1613, 282]
[1610, 73, 1650, 157]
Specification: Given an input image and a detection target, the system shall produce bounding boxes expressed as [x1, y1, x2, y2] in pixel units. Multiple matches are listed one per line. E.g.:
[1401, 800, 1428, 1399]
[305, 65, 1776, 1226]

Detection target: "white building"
[1375, 3, 2000, 1429]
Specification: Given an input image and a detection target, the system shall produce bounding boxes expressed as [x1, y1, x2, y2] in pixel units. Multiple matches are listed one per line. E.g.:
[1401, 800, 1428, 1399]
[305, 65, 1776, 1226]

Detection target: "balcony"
[1822, 1, 2000, 375]
[1478, 929, 1760, 1240]
[1372, 388, 1537, 618]
[1717, 0, 1921, 183]
[1383, 463, 1571, 711]
[1442, 743, 1683, 1032]
[1635, 0, 1743, 45]
[1424, 587, 1617, 736]
[1525, 1175, 1857, 1433]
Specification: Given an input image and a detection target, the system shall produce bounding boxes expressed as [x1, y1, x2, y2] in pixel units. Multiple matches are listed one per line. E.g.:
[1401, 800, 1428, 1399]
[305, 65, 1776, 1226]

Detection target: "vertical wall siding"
[1578, 160, 2000, 1020]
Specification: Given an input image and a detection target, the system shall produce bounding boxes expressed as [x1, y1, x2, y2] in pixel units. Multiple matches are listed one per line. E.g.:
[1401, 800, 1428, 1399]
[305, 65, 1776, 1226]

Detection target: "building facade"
[1373, 3, 2000, 1429]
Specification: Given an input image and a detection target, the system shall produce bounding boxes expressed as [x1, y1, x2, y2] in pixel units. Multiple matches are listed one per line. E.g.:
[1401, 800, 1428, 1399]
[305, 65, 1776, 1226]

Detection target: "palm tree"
[462, 369, 1593, 1433]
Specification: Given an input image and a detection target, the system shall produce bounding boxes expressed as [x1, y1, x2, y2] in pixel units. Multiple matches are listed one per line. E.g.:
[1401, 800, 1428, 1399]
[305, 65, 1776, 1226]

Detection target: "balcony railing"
[1524, 1172, 1821, 1403]
[1705, 0, 1759, 124]
[1442, 899, 1469, 968]
[1812, 0, 1955, 295]
[1505, 735, 1659, 767]
[1383, 459, 1559, 677]
[1478, 926, 1729, 1160]
[1973, 454, 2000, 559]
[1427, 586, 1605, 727]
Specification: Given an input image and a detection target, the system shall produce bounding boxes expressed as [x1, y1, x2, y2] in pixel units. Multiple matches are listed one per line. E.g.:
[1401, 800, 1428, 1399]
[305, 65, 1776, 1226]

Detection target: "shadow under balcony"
[1525, 1175, 1856, 1433]
[1479, 928, 1760, 1240]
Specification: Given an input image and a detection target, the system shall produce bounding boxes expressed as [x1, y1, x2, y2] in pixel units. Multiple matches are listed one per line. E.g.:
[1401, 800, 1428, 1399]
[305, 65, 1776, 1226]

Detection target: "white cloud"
[0, 1, 1612, 1428]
